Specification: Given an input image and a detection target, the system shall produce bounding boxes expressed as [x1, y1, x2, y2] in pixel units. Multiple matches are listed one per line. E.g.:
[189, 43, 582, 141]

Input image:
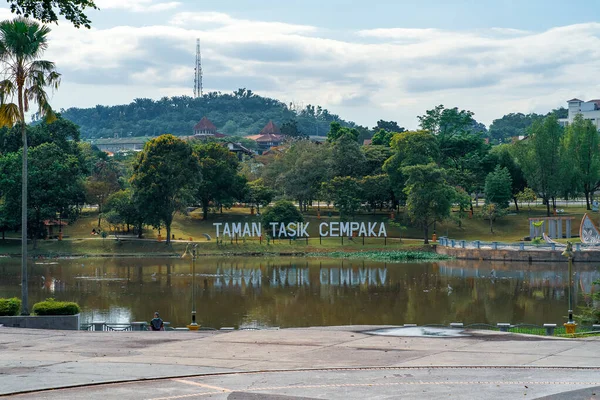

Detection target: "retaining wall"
[436, 246, 600, 263]
[0, 314, 80, 330]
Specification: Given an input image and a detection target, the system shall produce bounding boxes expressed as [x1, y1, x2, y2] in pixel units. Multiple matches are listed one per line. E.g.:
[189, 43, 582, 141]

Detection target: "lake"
[0, 257, 598, 328]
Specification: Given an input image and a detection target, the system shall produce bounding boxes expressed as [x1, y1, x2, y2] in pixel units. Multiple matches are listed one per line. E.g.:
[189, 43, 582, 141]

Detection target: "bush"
[0, 297, 21, 316]
[32, 298, 80, 316]
[261, 200, 304, 237]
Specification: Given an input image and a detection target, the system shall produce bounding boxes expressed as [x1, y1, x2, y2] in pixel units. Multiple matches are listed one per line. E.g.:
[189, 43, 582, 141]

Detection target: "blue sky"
[4, 0, 600, 129]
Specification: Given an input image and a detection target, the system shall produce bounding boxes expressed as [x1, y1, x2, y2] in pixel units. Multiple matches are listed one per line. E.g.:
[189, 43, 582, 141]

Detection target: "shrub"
[32, 298, 80, 316]
[0, 297, 21, 316]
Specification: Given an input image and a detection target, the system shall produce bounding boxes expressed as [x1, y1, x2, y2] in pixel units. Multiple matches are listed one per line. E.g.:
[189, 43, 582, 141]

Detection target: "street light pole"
[186, 243, 200, 330]
[561, 241, 577, 334]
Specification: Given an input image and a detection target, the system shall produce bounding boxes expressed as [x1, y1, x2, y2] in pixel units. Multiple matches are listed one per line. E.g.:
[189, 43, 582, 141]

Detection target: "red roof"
[259, 121, 281, 135]
[193, 117, 217, 132]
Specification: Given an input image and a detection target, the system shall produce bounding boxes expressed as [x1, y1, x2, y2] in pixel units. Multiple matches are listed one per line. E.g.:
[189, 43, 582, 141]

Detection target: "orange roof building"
[246, 121, 284, 151]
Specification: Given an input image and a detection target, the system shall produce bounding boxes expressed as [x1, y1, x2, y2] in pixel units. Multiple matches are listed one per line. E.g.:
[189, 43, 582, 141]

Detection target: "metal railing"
[437, 237, 600, 251]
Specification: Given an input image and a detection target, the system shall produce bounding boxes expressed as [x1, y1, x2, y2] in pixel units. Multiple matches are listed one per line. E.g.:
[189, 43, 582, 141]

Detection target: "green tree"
[360, 174, 390, 213]
[418, 105, 476, 136]
[453, 187, 472, 228]
[322, 176, 362, 219]
[516, 187, 536, 214]
[484, 166, 513, 209]
[0, 17, 61, 315]
[373, 120, 404, 133]
[246, 178, 274, 214]
[131, 135, 199, 244]
[562, 114, 600, 210]
[331, 134, 366, 177]
[261, 200, 303, 237]
[383, 131, 439, 207]
[194, 142, 243, 220]
[402, 164, 454, 244]
[371, 129, 397, 147]
[488, 113, 543, 144]
[327, 121, 359, 142]
[490, 144, 526, 211]
[7, 0, 97, 28]
[85, 160, 122, 226]
[104, 189, 144, 237]
[280, 119, 307, 139]
[478, 203, 507, 234]
[513, 115, 563, 216]
[362, 145, 392, 176]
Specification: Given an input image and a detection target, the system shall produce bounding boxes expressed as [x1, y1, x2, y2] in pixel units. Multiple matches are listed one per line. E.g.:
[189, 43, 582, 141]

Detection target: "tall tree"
[131, 135, 199, 244]
[331, 134, 365, 177]
[245, 178, 274, 214]
[85, 160, 122, 226]
[562, 114, 600, 210]
[7, 0, 97, 28]
[322, 176, 362, 219]
[373, 120, 404, 133]
[513, 115, 563, 216]
[194, 142, 241, 220]
[490, 144, 526, 211]
[327, 121, 359, 142]
[402, 164, 454, 244]
[484, 166, 513, 209]
[418, 105, 476, 136]
[383, 130, 439, 207]
[0, 17, 60, 315]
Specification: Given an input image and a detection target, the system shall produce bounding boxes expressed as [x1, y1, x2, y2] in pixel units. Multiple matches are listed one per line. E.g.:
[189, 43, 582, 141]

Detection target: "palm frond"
[0, 103, 20, 127]
[0, 79, 16, 100]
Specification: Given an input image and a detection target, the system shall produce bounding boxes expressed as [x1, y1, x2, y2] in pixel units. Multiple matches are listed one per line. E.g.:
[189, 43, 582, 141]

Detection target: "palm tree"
[0, 17, 60, 315]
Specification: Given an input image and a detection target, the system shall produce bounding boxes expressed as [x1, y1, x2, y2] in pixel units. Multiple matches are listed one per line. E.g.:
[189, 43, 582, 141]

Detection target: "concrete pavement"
[1, 326, 599, 399]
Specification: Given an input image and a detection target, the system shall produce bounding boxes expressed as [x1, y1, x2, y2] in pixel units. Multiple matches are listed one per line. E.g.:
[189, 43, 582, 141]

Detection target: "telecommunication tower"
[194, 38, 203, 98]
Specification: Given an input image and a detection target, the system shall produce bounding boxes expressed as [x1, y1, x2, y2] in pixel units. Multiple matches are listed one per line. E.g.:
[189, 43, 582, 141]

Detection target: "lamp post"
[185, 243, 200, 331]
[561, 241, 577, 334]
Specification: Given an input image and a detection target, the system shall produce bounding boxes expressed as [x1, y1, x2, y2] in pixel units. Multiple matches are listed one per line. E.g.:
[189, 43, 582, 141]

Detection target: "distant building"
[246, 121, 284, 151]
[90, 137, 150, 153]
[224, 141, 255, 160]
[192, 117, 227, 140]
[558, 98, 600, 129]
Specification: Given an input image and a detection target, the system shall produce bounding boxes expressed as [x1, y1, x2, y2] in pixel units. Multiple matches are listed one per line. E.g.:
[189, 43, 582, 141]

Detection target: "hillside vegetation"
[61, 89, 354, 139]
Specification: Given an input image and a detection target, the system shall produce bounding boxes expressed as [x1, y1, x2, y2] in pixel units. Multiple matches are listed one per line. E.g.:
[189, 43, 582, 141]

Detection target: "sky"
[4, 0, 600, 129]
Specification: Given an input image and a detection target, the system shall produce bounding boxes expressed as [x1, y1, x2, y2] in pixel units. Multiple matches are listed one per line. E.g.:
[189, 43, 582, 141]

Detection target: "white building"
[558, 98, 600, 129]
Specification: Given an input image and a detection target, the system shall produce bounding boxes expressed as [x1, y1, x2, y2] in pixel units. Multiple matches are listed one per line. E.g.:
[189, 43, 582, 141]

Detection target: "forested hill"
[61, 89, 352, 139]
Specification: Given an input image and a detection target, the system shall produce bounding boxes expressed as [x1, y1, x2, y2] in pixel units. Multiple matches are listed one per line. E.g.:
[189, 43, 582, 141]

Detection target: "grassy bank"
[1, 202, 595, 257]
[0, 236, 428, 259]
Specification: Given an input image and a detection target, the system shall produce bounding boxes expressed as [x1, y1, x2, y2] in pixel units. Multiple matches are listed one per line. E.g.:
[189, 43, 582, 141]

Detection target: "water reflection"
[0, 257, 597, 328]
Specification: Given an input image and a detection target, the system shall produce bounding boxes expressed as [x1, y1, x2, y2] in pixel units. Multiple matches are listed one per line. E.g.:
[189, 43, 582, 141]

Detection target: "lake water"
[0, 257, 598, 328]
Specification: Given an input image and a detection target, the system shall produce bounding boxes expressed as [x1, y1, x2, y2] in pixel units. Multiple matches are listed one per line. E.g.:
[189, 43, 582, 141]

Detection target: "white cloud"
[95, 0, 181, 13]
[36, 10, 600, 128]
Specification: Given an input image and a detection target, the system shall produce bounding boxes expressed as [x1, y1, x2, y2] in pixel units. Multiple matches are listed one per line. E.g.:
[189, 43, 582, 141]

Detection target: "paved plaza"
[0, 326, 599, 399]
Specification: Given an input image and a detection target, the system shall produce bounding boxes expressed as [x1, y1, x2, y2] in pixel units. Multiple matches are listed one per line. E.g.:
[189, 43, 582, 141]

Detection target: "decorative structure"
[579, 213, 600, 244]
[194, 38, 203, 98]
[529, 217, 574, 240]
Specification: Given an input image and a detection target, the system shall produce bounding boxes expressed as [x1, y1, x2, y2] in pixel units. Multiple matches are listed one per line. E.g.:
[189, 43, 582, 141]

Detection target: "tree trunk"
[166, 223, 171, 245]
[552, 197, 557, 210]
[423, 224, 429, 245]
[97, 203, 102, 226]
[203, 203, 209, 220]
[585, 191, 591, 210]
[137, 223, 143, 238]
[19, 90, 28, 315]
[490, 217, 494, 234]
[546, 197, 551, 217]
[513, 197, 519, 212]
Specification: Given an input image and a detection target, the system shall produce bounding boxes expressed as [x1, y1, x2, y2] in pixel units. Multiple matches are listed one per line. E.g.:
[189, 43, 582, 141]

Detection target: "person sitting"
[91, 228, 96, 235]
[150, 312, 164, 331]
